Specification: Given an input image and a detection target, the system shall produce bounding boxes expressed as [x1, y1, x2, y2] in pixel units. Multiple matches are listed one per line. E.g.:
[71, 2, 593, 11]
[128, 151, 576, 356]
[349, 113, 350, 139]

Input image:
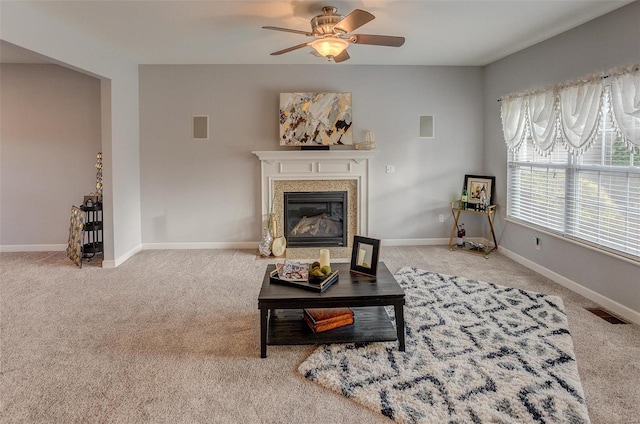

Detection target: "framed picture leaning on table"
[350, 236, 380, 277]
[464, 175, 495, 207]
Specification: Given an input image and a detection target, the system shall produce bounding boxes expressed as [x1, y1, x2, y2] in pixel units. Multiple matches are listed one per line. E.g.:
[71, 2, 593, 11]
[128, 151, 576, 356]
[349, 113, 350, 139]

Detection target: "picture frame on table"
[464, 175, 495, 206]
[350, 236, 380, 277]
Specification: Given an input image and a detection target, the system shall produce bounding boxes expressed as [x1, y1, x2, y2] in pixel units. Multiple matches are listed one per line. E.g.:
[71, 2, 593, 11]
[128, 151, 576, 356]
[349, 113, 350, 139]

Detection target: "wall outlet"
[385, 165, 395, 174]
[534, 237, 540, 250]
[439, 214, 446, 223]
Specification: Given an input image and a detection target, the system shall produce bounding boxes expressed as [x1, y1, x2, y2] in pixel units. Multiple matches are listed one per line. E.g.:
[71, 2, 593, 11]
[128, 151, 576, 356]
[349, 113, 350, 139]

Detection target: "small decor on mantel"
[354, 130, 376, 150]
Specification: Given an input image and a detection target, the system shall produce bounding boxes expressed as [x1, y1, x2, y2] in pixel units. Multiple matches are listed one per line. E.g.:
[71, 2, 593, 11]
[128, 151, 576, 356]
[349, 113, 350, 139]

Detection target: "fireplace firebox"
[284, 191, 347, 247]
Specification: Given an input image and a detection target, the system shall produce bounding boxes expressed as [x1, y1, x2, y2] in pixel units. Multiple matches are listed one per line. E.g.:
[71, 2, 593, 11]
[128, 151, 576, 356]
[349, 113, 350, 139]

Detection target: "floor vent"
[586, 307, 628, 324]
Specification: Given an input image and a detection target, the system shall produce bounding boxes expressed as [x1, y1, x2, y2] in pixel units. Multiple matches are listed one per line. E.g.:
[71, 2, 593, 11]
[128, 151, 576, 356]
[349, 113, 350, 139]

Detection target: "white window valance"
[610, 65, 640, 148]
[528, 89, 557, 154]
[500, 96, 528, 152]
[501, 64, 640, 155]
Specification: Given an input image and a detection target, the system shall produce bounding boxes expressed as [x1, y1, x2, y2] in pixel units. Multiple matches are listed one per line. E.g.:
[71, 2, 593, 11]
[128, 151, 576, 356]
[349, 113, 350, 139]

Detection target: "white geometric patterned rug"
[298, 267, 590, 423]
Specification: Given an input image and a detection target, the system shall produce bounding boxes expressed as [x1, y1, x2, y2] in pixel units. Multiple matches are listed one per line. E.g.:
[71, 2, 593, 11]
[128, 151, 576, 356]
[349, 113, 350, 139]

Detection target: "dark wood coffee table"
[258, 262, 405, 358]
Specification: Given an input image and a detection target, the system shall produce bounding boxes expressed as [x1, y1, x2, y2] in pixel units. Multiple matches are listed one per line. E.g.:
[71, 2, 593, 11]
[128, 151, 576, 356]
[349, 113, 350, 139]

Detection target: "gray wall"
[0, 64, 101, 246]
[139, 65, 484, 244]
[483, 2, 640, 314]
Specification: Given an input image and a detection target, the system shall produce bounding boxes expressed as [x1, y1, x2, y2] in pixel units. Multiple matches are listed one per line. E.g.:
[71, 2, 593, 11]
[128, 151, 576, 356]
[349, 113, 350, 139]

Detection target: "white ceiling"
[0, 1, 634, 66]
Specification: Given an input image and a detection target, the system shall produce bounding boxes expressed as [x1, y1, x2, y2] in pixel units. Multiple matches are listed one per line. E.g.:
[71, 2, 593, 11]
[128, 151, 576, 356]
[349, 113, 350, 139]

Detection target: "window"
[507, 85, 640, 259]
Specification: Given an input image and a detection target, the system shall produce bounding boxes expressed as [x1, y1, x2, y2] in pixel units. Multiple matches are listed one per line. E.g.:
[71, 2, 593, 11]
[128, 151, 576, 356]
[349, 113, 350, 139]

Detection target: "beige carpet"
[1, 247, 638, 423]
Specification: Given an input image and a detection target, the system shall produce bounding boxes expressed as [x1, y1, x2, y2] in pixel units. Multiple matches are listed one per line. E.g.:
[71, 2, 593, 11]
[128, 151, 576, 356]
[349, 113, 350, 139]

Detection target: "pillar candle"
[319, 249, 330, 268]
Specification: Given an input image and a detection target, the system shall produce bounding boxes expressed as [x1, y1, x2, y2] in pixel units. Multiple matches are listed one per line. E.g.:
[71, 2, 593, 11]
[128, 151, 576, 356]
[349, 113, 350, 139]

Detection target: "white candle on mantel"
[319, 249, 330, 268]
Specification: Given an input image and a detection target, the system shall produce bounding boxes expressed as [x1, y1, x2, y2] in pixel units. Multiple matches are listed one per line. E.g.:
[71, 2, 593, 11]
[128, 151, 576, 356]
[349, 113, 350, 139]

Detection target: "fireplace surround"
[252, 150, 374, 247]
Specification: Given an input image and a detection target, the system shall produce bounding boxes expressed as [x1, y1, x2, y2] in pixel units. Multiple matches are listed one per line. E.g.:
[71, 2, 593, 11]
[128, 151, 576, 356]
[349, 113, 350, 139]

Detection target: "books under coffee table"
[258, 262, 406, 358]
[303, 308, 354, 333]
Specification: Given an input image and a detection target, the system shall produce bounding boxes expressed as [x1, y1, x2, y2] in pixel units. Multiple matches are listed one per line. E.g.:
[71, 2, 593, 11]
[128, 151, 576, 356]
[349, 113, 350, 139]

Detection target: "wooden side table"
[448, 201, 497, 258]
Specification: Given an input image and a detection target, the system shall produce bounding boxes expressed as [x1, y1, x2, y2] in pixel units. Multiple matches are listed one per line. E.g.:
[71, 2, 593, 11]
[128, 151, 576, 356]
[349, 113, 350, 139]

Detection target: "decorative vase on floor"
[259, 228, 273, 257]
[268, 213, 277, 239]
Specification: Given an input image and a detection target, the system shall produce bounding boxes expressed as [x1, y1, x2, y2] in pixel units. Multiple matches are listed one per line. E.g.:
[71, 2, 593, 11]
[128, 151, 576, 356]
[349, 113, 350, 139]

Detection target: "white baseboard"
[145, 239, 457, 250]
[0, 244, 66, 252]
[500, 246, 640, 326]
[142, 242, 257, 250]
[382, 238, 450, 246]
[102, 244, 142, 269]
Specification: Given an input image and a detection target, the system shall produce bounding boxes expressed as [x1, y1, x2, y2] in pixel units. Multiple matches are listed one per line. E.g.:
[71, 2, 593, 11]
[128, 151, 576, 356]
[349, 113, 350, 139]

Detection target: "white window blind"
[507, 84, 640, 260]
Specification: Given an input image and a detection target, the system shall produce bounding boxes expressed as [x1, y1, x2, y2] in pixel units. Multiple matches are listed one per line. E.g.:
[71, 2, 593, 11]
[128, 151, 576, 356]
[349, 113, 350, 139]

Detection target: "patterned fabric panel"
[66, 206, 85, 268]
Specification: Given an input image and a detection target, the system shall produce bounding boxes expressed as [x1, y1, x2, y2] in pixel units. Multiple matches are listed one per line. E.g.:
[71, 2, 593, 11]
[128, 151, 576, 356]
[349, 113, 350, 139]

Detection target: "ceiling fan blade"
[262, 26, 314, 37]
[334, 9, 374, 34]
[333, 50, 350, 63]
[270, 42, 310, 56]
[349, 34, 405, 47]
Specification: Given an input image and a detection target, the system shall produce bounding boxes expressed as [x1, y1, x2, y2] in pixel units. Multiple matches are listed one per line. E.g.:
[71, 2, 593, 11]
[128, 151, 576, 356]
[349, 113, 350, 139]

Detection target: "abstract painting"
[279, 93, 352, 146]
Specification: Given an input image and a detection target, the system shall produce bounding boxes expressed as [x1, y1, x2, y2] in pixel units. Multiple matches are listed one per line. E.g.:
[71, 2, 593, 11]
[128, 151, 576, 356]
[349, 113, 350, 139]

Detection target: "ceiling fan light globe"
[311, 38, 349, 58]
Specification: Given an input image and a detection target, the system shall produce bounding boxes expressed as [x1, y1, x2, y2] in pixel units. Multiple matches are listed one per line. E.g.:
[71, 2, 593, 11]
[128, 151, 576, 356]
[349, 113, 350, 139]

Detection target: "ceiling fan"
[262, 6, 405, 63]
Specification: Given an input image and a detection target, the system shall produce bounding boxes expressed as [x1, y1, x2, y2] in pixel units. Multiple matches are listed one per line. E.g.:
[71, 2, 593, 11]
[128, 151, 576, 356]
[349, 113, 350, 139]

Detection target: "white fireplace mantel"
[252, 150, 375, 236]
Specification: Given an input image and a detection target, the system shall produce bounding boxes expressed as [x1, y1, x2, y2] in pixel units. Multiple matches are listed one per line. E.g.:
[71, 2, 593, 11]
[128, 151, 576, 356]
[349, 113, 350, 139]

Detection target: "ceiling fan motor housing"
[311, 7, 345, 36]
